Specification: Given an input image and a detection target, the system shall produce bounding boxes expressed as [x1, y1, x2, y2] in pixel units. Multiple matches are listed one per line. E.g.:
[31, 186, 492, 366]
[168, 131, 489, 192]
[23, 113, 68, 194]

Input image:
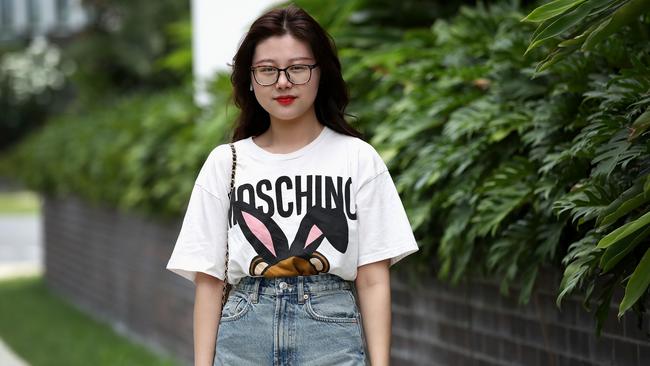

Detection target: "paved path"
[0, 213, 41, 366]
[0, 339, 29, 366]
[0, 214, 42, 279]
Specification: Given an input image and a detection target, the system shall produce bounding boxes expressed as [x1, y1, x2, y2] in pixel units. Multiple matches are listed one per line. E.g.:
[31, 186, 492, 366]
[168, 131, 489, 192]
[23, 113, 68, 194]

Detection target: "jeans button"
[279, 281, 287, 289]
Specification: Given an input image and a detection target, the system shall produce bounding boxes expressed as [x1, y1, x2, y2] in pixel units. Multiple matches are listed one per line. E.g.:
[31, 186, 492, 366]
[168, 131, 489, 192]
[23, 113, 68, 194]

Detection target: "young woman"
[166, 4, 419, 366]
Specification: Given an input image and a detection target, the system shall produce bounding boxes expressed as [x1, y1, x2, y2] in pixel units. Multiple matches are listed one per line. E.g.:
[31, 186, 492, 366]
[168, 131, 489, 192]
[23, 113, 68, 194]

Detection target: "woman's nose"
[276, 70, 292, 88]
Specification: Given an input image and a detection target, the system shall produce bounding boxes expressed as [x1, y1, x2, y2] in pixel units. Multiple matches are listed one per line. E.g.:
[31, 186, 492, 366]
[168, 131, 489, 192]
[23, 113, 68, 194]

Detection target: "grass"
[0, 275, 181, 366]
[0, 191, 40, 215]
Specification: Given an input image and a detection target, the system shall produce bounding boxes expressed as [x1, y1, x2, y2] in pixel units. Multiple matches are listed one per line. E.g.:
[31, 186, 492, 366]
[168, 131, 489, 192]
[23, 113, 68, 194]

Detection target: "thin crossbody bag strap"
[220, 143, 236, 318]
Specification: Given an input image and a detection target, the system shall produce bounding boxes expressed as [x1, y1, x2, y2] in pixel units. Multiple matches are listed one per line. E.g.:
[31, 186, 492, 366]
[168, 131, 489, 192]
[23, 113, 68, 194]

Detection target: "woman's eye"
[289, 65, 309, 72]
[258, 67, 276, 74]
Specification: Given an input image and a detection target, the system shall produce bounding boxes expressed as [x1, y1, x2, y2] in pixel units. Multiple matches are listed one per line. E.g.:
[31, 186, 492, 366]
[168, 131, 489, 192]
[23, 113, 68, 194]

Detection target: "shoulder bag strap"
[220, 143, 236, 318]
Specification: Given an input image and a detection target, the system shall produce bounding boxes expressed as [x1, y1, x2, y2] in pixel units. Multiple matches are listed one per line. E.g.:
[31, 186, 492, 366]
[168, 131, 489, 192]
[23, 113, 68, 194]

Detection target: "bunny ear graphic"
[232, 200, 289, 264]
[289, 204, 349, 257]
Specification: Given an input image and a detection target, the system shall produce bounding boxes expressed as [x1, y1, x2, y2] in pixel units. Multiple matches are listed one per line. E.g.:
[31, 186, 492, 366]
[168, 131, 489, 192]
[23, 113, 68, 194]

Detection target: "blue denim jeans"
[214, 273, 368, 366]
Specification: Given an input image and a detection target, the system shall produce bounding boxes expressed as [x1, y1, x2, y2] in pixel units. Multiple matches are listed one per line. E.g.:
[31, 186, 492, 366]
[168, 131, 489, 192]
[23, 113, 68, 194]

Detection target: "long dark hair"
[228, 3, 363, 142]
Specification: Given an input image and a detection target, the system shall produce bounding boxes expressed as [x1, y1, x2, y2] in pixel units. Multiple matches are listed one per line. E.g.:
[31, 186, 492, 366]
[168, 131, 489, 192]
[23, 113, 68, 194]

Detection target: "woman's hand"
[355, 259, 391, 366]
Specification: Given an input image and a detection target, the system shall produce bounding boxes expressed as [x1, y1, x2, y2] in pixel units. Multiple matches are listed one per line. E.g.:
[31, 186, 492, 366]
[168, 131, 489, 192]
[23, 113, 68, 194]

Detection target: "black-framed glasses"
[250, 63, 319, 86]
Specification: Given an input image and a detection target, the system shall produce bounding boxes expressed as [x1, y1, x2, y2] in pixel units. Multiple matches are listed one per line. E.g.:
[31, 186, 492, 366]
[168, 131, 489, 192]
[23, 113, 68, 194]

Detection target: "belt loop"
[250, 277, 261, 304]
[297, 276, 305, 304]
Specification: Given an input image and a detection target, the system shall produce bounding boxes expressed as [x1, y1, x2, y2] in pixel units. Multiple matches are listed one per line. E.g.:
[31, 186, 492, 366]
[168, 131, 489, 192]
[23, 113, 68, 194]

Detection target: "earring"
[249, 83, 253, 91]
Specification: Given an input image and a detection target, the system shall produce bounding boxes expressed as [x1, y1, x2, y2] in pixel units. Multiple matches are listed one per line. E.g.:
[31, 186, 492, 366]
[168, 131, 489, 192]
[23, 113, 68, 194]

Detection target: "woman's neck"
[254, 111, 323, 154]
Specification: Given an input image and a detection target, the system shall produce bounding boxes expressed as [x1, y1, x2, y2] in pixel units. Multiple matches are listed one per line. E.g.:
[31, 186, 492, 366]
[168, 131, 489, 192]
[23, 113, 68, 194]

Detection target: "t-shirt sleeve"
[356, 149, 419, 268]
[166, 146, 231, 284]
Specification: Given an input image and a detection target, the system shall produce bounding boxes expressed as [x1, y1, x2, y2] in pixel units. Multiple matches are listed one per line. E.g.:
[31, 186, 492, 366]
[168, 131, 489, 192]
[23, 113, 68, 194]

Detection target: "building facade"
[0, 0, 86, 42]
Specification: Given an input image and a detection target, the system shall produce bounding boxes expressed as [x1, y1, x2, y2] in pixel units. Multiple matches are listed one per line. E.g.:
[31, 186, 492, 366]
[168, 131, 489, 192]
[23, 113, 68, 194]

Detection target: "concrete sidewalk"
[0, 214, 42, 268]
[0, 262, 42, 280]
[0, 338, 29, 366]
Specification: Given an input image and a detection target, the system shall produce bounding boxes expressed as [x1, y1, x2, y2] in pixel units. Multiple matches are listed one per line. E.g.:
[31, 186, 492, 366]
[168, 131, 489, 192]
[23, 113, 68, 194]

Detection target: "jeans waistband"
[232, 274, 353, 304]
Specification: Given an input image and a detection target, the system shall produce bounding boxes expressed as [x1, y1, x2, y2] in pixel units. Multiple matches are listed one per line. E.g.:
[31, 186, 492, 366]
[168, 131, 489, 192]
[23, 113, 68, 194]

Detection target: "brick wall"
[390, 267, 650, 366]
[43, 194, 196, 364]
[43, 194, 649, 366]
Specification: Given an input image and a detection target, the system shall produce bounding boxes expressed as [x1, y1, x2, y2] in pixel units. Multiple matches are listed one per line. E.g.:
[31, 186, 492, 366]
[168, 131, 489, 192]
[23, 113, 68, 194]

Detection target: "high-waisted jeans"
[214, 273, 368, 366]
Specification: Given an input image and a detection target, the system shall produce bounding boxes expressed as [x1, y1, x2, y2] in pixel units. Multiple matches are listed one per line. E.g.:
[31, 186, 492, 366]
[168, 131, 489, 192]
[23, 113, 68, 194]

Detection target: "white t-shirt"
[166, 124, 419, 285]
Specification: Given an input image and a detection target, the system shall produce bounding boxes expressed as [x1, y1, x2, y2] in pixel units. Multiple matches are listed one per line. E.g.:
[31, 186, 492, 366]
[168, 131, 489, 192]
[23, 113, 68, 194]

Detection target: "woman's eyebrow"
[253, 57, 313, 65]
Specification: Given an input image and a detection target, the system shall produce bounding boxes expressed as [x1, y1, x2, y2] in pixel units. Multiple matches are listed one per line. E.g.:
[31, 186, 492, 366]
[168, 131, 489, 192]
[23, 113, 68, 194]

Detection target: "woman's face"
[250, 34, 320, 123]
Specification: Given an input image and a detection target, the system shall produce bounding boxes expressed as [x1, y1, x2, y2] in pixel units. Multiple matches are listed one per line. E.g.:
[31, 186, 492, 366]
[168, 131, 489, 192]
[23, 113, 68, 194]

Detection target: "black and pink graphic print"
[228, 175, 353, 277]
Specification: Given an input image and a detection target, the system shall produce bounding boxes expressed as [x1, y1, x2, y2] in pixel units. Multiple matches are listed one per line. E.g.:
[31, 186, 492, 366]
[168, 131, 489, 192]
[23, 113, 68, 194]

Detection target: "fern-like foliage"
[341, 0, 650, 333]
[556, 230, 601, 309]
[553, 177, 623, 227]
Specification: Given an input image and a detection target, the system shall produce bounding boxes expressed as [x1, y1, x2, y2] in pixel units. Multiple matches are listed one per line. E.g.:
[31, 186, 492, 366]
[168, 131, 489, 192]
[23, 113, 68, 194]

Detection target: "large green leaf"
[582, 0, 650, 51]
[525, 0, 610, 55]
[599, 225, 650, 272]
[601, 190, 650, 226]
[580, 16, 613, 51]
[618, 247, 650, 317]
[598, 176, 650, 226]
[521, 0, 587, 23]
[597, 211, 650, 248]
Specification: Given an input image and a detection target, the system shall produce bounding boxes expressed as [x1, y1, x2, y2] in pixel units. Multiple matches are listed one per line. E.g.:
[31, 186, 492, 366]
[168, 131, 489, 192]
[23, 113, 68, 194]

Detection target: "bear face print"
[230, 199, 349, 277]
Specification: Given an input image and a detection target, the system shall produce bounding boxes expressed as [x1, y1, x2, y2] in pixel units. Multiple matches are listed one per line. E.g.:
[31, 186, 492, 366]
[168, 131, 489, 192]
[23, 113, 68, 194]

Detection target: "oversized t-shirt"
[166, 124, 419, 285]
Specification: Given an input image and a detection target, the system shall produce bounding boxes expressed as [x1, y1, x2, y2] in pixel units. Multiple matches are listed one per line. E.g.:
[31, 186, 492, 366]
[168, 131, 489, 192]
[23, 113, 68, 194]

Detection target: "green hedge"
[339, 1, 650, 334]
[0, 76, 234, 220]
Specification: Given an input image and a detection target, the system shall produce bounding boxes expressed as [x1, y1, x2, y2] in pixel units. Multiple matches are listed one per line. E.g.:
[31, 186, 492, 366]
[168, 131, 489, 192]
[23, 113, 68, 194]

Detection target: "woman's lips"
[276, 97, 296, 105]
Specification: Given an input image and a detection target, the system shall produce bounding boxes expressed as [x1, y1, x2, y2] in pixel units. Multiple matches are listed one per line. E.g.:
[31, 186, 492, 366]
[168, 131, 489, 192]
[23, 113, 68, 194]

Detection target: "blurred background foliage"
[0, 37, 72, 152]
[67, 0, 191, 98]
[0, 0, 191, 153]
[0, 0, 649, 335]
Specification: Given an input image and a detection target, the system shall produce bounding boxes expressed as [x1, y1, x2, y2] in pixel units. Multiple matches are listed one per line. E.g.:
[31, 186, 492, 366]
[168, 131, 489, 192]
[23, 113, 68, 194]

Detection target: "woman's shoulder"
[205, 140, 245, 165]
[193, 143, 238, 199]
[328, 127, 382, 162]
[327, 129, 389, 185]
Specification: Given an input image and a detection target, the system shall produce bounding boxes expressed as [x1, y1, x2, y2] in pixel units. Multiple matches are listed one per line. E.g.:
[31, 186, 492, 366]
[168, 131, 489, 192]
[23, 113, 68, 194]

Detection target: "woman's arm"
[194, 272, 224, 366]
[355, 259, 391, 366]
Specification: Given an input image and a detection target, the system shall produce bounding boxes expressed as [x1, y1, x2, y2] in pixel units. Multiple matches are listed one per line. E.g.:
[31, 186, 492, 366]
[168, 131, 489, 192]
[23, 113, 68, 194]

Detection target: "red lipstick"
[275, 95, 296, 106]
